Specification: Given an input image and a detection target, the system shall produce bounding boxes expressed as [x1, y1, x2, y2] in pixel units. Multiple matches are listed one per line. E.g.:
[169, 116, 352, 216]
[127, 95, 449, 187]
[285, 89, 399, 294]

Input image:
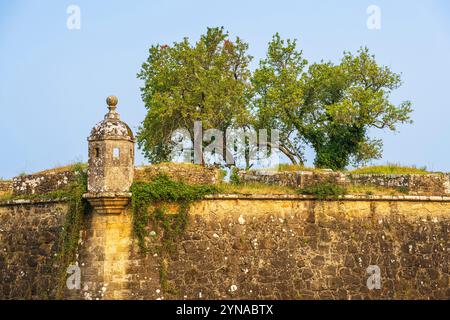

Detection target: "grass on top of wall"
[218, 182, 298, 195]
[0, 192, 12, 201]
[346, 185, 409, 196]
[218, 182, 408, 196]
[265, 163, 435, 174]
[33, 162, 88, 175]
[350, 163, 430, 175]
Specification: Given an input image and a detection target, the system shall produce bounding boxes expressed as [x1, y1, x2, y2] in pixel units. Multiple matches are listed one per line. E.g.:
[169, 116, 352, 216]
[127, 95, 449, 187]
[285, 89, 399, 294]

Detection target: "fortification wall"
[1, 196, 448, 300]
[0, 200, 68, 299]
[239, 171, 450, 196]
[158, 196, 449, 300]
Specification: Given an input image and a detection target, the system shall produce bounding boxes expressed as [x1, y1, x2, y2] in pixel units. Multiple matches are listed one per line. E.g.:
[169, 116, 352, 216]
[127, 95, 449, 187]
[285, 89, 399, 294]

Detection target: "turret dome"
[88, 96, 134, 142]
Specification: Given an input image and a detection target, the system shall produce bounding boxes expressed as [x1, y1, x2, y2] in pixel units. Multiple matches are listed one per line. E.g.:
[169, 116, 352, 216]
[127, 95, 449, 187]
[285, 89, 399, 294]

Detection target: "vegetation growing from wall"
[296, 182, 410, 198]
[229, 167, 241, 185]
[297, 183, 347, 199]
[0, 164, 89, 298]
[130, 174, 218, 294]
[0, 185, 69, 202]
[350, 163, 430, 175]
[54, 165, 89, 298]
[33, 163, 88, 175]
[131, 174, 218, 252]
[218, 182, 297, 195]
[346, 185, 409, 196]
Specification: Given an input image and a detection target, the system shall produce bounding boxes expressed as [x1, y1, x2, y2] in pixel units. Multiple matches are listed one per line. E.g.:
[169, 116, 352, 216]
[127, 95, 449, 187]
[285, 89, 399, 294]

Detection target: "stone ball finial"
[106, 95, 118, 107]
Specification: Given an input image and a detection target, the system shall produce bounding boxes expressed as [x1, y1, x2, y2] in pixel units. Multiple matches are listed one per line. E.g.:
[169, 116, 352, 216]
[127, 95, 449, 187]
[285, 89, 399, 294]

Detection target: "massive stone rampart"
[1, 195, 449, 300]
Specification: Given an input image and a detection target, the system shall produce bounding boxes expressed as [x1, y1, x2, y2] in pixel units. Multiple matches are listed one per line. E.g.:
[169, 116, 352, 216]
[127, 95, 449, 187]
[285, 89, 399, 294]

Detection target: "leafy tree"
[252, 35, 412, 170]
[251, 33, 308, 165]
[302, 48, 412, 169]
[137, 27, 252, 163]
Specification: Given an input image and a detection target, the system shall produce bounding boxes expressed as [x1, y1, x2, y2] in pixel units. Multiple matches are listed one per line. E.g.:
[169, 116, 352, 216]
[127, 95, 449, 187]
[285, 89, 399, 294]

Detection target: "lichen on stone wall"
[12, 169, 84, 196]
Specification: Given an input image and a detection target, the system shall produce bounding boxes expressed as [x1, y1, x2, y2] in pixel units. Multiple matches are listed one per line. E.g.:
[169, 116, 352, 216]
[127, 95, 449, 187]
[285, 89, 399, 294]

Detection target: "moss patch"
[298, 183, 347, 199]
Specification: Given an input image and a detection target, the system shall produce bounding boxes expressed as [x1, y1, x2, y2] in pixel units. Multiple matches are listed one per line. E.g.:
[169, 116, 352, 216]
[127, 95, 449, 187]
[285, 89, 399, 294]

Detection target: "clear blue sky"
[1, 0, 449, 178]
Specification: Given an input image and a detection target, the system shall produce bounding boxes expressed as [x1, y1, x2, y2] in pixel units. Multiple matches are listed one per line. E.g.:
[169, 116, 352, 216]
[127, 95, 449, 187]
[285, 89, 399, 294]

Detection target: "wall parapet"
[12, 170, 82, 196]
[238, 170, 450, 196]
[9, 164, 220, 197]
[204, 194, 450, 202]
[134, 163, 219, 185]
[1, 192, 449, 300]
[2, 193, 450, 208]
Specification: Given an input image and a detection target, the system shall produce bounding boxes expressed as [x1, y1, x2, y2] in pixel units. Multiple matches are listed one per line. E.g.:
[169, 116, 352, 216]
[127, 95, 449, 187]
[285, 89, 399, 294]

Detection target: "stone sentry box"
[83, 96, 135, 214]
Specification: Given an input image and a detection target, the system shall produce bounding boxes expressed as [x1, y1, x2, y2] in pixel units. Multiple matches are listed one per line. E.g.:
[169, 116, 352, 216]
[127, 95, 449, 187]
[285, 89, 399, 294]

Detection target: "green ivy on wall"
[54, 164, 89, 298]
[130, 174, 218, 253]
[130, 174, 218, 294]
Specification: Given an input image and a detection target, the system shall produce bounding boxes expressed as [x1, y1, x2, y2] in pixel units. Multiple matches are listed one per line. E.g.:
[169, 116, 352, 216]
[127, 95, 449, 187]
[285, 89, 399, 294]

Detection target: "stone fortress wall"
[0, 199, 68, 299]
[10, 166, 450, 197]
[0, 166, 449, 300]
[0, 195, 449, 300]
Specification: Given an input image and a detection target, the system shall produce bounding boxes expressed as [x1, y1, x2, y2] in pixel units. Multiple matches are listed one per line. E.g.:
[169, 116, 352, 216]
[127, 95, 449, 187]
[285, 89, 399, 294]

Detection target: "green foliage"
[69, 162, 88, 172]
[229, 166, 240, 185]
[253, 38, 412, 170]
[396, 186, 409, 194]
[130, 174, 218, 252]
[311, 124, 367, 170]
[218, 182, 297, 195]
[0, 170, 88, 299]
[150, 205, 188, 295]
[17, 167, 89, 298]
[350, 163, 430, 175]
[137, 27, 252, 163]
[297, 183, 347, 199]
[218, 168, 228, 181]
[131, 174, 218, 204]
[251, 33, 308, 165]
[138, 28, 412, 170]
[131, 174, 217, 296]
[54, 167, 88, 298]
